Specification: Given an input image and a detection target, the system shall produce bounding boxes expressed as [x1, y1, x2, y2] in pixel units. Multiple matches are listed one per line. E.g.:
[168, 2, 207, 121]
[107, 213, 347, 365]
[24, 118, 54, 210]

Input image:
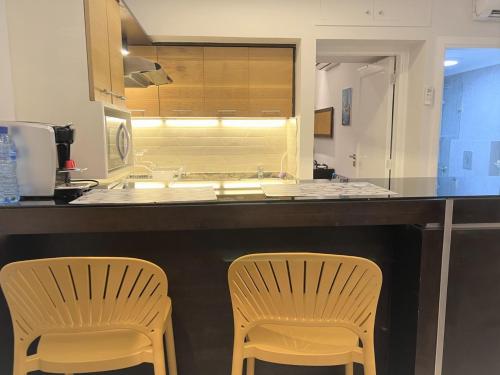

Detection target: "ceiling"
[445, 48, 500, 76]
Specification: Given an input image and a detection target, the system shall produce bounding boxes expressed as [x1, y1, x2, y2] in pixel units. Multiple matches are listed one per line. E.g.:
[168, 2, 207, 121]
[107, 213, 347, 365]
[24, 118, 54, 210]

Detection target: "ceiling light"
[444, 60, 459, 67]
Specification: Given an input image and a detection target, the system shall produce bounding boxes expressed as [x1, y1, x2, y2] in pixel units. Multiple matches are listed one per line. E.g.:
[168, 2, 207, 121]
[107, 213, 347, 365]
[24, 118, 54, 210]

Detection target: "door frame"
[316, 43, 411, 179]
[428, 36, 500, 178]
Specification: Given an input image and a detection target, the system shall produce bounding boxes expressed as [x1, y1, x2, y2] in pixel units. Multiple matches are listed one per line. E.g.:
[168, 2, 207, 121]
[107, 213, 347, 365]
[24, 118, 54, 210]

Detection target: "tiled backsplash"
[132, 118, 297, 176]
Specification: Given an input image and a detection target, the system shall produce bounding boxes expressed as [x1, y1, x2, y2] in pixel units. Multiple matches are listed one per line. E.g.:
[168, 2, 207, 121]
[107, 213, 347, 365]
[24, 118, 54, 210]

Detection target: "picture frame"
[342, 88, 352, 126]
[314, 107, 334, 138]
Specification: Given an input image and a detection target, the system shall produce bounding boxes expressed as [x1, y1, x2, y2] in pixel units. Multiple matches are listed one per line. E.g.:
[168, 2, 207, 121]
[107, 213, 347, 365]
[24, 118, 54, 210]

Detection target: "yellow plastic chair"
[0, 257, 177, 375]
[228, 253, 383, 375]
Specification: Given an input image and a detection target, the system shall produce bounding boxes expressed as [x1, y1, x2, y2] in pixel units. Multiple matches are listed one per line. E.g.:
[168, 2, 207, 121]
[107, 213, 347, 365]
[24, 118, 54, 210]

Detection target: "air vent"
[474, 0, 500, 20]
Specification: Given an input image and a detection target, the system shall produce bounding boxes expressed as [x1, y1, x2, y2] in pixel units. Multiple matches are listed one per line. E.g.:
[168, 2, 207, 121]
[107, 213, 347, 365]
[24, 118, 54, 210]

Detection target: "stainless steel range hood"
[124, 55, 173, 88]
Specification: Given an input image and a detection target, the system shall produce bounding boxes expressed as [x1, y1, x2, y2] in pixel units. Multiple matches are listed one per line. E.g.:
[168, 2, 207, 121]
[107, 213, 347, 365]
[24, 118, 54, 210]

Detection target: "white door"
[355, 56, 396, 179]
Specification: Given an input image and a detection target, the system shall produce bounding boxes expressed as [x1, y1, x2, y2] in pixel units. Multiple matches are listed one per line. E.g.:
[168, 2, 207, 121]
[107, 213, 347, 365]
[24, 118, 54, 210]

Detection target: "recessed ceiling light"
[444, 60, 459, 67]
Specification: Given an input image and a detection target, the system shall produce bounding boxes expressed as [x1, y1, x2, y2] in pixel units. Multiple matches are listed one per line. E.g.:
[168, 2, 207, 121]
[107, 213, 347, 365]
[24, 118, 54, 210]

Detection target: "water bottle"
[0, 126, 20, 204]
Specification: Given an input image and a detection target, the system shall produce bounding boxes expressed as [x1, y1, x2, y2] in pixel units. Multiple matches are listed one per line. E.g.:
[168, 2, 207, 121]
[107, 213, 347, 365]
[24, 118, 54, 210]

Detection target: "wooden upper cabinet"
[106, 0, 125, 109]
[204, 47, 249, 117]
[121, 45, 294, 118]
[249, 48, 293, 117]
[84, 0, 126, 109]
[85, 0, 111, 104]
[158, 46, 204, 117]
[124, 46, 160, 117]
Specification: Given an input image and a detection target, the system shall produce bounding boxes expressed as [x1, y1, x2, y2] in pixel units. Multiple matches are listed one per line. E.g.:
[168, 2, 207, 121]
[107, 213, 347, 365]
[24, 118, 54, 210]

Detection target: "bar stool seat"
[246, 325, 362, 366]
[37, 327, 158, 374]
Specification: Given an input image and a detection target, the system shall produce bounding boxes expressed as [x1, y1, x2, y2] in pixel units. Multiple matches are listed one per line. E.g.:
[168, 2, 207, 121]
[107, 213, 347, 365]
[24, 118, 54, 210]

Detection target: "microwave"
[105, 111, 132, 172]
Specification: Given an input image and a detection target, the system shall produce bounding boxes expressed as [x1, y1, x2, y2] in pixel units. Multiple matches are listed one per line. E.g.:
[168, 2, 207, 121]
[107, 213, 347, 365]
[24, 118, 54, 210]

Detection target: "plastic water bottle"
[0, 126, 20, 204]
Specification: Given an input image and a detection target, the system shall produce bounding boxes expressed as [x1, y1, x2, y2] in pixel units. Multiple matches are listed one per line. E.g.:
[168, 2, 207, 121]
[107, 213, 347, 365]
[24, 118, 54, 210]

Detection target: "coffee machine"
[4, 121, 93, 199]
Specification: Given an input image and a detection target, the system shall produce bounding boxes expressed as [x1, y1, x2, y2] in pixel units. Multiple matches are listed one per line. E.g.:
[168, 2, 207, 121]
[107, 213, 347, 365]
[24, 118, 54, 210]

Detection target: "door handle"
[116, 123, 127, 161]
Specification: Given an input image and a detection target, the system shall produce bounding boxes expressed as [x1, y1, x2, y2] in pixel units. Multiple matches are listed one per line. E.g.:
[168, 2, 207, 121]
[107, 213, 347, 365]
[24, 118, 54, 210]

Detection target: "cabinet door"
[84, 0, 112, 104]
[318, 0, 374, 26]
[249, 48, 293, 117]
[204, 47, 249, 117]
[106, 0, 126, 109]
[373, 0, 431, 26]
[158, 46, 204, 117]
[124, 46, 160, 117]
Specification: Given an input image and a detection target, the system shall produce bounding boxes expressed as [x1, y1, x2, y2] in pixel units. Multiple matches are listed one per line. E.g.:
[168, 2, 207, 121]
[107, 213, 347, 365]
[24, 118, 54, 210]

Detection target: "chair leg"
[13, 344, 26, 375]
[246, 358, 255, 375]
[345, 362, 354, 375]
[164, 314, 178, 375]
[363, 340, 377, 375]
[231, 339, 245, 375]
[153, 336, 167, 375]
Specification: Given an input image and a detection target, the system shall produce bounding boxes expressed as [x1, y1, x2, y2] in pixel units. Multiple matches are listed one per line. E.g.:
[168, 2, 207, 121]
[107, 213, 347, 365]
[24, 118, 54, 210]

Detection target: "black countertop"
[2, 177, 499, 209]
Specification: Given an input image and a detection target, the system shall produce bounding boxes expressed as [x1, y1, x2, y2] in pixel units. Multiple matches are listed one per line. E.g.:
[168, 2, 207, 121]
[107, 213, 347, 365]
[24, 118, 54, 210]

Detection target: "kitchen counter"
[0, 177, 498, 375]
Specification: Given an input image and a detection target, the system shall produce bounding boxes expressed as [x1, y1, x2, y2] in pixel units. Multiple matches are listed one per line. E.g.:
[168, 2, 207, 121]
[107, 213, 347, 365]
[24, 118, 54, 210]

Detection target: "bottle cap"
[0, 127, 8, 135]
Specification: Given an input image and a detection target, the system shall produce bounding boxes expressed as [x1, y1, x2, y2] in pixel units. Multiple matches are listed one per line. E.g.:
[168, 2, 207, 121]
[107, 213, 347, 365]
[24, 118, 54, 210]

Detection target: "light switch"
[463, 151, 472, 170]
[424, 86, 435, 106]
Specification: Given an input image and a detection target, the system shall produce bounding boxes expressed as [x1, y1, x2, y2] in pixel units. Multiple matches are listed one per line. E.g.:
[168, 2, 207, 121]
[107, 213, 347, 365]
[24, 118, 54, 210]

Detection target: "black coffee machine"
[53, 125, 94, 200]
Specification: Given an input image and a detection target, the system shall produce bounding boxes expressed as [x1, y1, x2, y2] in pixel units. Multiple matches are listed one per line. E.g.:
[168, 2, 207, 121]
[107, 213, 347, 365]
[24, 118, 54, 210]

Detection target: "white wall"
[314, 64, 365, 177]
[5, 0, 112, 179]
[0, 0, 15, 121]
[125, 0, 500, 178]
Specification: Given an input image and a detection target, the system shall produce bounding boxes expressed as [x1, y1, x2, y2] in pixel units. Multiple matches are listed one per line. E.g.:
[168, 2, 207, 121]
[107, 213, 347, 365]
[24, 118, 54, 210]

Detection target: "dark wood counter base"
[0, 225, 437, 375]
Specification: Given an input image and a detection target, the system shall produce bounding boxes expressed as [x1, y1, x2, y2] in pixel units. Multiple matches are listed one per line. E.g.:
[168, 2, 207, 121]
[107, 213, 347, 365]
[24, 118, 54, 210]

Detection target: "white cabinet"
[319, 0, 374, 26]
[373, 0, 432, 26]
[318, 0, 431, 27]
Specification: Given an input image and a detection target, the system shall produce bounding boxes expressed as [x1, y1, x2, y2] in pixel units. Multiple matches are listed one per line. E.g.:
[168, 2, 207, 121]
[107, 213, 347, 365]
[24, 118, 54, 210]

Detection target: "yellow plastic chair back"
[228, 253, 382, 375]
[0, 257, 176, 375]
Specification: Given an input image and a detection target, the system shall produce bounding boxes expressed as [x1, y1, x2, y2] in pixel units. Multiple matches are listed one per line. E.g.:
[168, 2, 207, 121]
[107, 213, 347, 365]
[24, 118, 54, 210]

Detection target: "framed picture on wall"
[314, 107, 334, 138]
[342, 88, 352, 126]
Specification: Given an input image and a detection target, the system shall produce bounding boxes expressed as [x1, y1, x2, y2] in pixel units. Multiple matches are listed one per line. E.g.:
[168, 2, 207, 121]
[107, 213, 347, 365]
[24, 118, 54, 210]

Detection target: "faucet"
[257, 165, 264, 179]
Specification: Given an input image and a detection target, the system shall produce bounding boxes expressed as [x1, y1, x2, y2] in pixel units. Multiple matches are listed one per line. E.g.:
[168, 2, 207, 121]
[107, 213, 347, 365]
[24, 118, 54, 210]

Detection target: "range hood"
[124, 55, 173, 88]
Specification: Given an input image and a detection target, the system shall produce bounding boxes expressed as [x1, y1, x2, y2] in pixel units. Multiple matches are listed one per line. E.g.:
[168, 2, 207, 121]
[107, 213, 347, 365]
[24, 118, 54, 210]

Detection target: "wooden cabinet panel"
[125, 86, 159, 117]
[106, 0, 125, 109]
[158, 46, 204, 117]
[124, 46, 160, 117]
[128, 46, 157, 61]
[249, 48, 293, 117]
[84, 0, 112, 104]
[204, 47, 249, 103]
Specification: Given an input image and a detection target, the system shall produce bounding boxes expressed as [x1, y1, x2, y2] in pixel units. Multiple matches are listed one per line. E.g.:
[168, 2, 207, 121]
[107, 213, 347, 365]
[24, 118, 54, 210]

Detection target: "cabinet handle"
[98, 88, 112, 95]
[110, 92, 127, 100]
[378, 10, 384, 15]
[365, 10, 371, 15]
[261, 110, 281, 115]
[217, 109, 237, 113]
